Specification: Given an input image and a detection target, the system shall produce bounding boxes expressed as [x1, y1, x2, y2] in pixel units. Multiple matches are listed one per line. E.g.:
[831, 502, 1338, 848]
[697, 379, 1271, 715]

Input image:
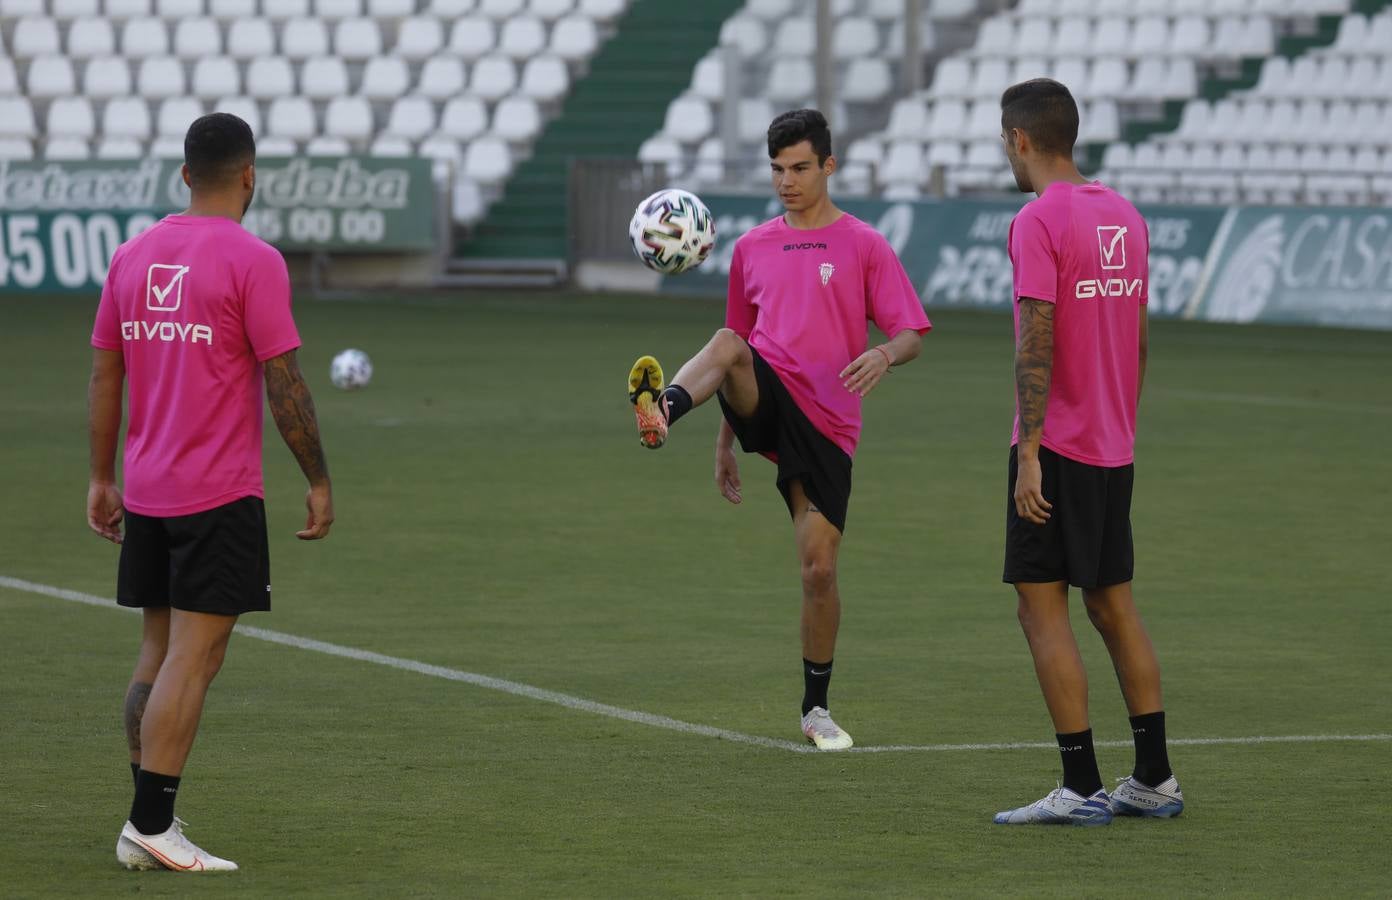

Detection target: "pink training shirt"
[1008, 181, 1148, 467]
[727, 214, 931, 457]
[92, 215, 301, 517]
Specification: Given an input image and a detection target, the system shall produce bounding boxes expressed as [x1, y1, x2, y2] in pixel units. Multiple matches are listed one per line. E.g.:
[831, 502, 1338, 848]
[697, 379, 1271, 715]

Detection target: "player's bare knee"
[713, 328, 750, 366]
[801, 555, 837, 594]
[1083, 592, 1119, 634]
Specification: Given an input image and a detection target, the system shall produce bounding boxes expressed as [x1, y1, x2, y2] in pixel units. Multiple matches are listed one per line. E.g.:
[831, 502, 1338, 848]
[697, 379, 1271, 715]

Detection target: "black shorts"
[1003, 446, 1134, 589]
[716, 345, 852, 533]
[117, 495, 271, 616]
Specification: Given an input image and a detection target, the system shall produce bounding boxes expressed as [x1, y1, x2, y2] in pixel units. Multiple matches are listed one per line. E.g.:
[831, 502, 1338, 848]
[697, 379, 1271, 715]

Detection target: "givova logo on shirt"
[1075, 225, 1143, 300]
[122, 263, 213, 345]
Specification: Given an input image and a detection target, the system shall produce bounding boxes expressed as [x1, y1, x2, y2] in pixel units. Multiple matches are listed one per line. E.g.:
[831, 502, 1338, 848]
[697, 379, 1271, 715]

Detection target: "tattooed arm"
[264, 349, 334, 540]
[1013, 299, 1055, 526]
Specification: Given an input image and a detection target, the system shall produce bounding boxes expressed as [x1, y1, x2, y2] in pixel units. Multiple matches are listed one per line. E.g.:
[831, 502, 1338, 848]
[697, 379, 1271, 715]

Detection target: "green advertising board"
[0, 157, 436, 292]
[666, 194, 1227, 322]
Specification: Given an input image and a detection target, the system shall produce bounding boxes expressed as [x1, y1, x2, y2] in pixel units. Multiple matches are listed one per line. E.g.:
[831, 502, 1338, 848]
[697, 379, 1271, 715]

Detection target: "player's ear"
[181, 164, 192, 189]
[243, 162, 255, 191]
[823, 154, 837, 176]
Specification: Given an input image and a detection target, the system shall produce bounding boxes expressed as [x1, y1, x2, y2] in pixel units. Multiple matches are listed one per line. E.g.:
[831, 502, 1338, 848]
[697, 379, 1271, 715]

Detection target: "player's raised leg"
[994, 581, 1111, 825]
[121, 609, 240, 872]
[628, 328, 755, 449]
[1084, 582, 1183, 817]
[788, 479, 852, 751]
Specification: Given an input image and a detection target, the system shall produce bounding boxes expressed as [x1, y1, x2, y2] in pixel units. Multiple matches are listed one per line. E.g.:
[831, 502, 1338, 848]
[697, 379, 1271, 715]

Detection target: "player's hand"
[715, 446, 742, 505]
[87, 480, 124, 544]
[839, 347, 892, 397]
[297, 482, 334, 540]
[1013, 454, 1052, 525]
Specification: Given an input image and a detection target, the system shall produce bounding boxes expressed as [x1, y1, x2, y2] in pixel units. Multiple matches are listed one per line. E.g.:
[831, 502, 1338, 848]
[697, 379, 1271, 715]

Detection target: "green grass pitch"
[2, 290, 1389, 897]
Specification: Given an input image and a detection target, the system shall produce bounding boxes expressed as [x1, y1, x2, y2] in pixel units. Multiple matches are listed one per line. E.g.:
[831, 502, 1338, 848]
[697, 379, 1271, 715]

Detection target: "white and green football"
[628, 188, 716, 275]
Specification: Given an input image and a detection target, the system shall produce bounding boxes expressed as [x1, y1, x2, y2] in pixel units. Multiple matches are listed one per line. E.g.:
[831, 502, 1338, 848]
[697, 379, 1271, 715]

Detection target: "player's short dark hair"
[183, 112, 256, 188]
[768, 108, 832, 164]
[1000, 79, 1079, 157]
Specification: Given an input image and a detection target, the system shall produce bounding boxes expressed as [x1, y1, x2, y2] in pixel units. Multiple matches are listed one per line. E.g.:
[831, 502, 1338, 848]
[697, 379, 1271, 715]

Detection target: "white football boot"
[118, 819, 238, 872]
[1109, 775, 1184, 818]
[801, 707, 854, 751]
[993, 785, 1113, 826]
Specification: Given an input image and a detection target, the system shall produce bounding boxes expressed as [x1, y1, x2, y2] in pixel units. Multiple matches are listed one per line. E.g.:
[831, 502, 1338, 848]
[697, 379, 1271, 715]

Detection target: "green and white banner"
[668, 195, 1391, 331]
[0, 157, 436, 292]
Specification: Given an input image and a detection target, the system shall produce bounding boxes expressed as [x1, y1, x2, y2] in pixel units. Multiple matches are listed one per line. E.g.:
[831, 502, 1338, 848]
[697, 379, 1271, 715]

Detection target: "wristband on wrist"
[872, 345, 893, 368]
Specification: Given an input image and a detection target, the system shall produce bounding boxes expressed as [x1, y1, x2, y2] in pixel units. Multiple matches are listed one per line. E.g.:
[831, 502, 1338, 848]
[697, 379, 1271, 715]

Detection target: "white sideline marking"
[5, 575, 1390, 756]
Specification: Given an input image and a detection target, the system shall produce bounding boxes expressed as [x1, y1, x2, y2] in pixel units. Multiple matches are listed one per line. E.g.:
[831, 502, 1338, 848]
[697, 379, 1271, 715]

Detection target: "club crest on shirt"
[819, 263, 835, 286]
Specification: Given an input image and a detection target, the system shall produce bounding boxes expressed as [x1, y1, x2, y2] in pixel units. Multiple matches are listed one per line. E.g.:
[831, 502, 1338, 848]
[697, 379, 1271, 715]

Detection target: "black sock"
[660, 385, 692, 425]
[1057, 729, 1103, 796]
[129, 770, 181, 836]
[801, 658, 833, 715]
[1129, 711, 1173, 787]
[130, 762, 139, 787]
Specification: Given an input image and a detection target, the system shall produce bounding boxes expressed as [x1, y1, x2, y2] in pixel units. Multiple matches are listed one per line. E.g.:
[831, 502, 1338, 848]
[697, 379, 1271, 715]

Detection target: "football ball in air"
[628, 188, 716, 275]
[329, 349, 373, 390]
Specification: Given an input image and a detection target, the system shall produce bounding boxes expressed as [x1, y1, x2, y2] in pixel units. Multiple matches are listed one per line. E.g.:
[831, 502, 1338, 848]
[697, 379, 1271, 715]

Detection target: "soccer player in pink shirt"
[625, 110, 931, 750]
[990, 81, 1183, 826]
[88, 113, 334, 870]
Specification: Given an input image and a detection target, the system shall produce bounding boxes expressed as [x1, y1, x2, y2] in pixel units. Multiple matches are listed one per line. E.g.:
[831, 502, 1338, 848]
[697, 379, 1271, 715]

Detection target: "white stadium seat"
[1131, 17, 1169, 56]
[361, 56, 412, 100]
[264, 0, 310, 19]
[1053, 17, 1092, 57]
[929, 99, 967, 136]
[210, 0, 256, 18]
[105, 0, 151, 16]
[418, 135, 464, 178]
[519, 56, 569, 103]
[102, 97, 152, 139]
[972, 58, 1010, 99]
[879, 141, 924, 188]
[637, 134, 681, 175]
[385, 96, 437, 140]
[492, 96, 542, 143]
[324, 96, 374, 140]
[96, 138, 144, 160]
[418, 56, 467, 99]
[368, 0, 414, 13]
[746, 0, 794, 19]
[82, 56, 134, 98]
[720, 16, 767, 59]
[427, 0, 476, 14]
[663, 95, 713, 144]
[886, 99, 929, 140]
[257, 136, 299, 156]
[215, 96, 261, 134]
[335, 19, 383, 60]
[772, 18, 813, 57]
[530, 0, 574, 22]
[930, 58, 971, 99]
[463, 136, 512, 186]
[228, 19, 276, 59]
[315, 0, 362, 19]
[1015, 18, 1054, 50]
[45, 138, 92, 160]
[173, 18, 223, 59]
[369, 135, 413, 157]
[0, 0, 44, 14]
[282, 18, 330, 60]
[1051, 58, 1089, 97]
[841, 58, 891, 104]
[1093, 17, 1129, 49]
[480, 0, 525, 17]
[13, 17, 60, 57]
[137, 57, 187, 99]
[1170, 16, 1209, 55]
[832, 17, 878, 60]
[192, 56, 241, 99]
[267, 97, 317, 140]
[965, 100, 1000, 140]
[301, 56, 350, 100]
[0, 97, 38, 139]
[305, 136, 351, 155]
[157, 0, 204, 15]
[247, 56, 296, 99]
[972, 18, 1015, 56]
[439, 96, 488, 140]
[450, 17, 497, 60]
[500, 16, 547, 59]
[578, 0, 623, 21]
[395, 17, 445, 61]
[149, 136, 186, 158]
[470, 55, 517, 100]
[551, 15, 597, 61]
[121, 18, 170, 58]
[46, 97, 96, 139]
[27, 56, 77, 98]
[67, 18, 115, 58]
[156, 97, 204, 137]
[766, 57, 814, 106]
[53, 0, 99, 16]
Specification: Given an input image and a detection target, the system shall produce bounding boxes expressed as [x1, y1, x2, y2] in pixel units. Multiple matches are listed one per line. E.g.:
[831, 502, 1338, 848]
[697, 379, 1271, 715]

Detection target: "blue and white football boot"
[1109, 775, 1184, 818]
[993, 785, 1113, 826]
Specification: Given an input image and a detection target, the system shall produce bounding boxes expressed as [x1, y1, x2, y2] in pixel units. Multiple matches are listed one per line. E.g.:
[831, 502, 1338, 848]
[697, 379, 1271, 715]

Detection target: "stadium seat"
[449, 16, 497, 60]
[879, 141, 924, 188]
[210, 0, 255, 18]
[1079, 100, 1120, 142]
[530, 0, 574, 22]
[46, 97, 96, 139]
[464, 136, 513, 186]
[214, 96, 261, 133]
[102, 97, 152, 139]
[719, 16, 767, 59]
[53, 0, 99, 16]
[45, 137, 92, 160]
[766, 57, 814, 106]
[492, 96, 542, 143]
[930, 57, 971, 99]
[1052, 17, 1092, 57]
[418, 56, 468, 99]
[105, 0, 152, 16]
[1015, 18, 1053, 50]
[305, 136, 351, 155]
[832, 17, 878, 61]
[885, 98, 928, 140]
[121, 18, 170, 58]
[737, 98, 774, 142]
[519, 55, 569, 103]
[157, 0, 203, 15]
[82, 56, 134, 99]
[1092, 17, 1129, 50]
[228, 19, 276, 59]
[637, 134, 682, 178]
[971, 58, 1010, 99]
[12, 17, 61, 58]
[302, 56, 350, 100]
[191, 56, 241, 99]
[96, 140, 143, 164]
[247, 56, 296, 99]
[133, 57, 186, 99]
[577, 0, 623, 21]
[1170, 16, 1209, 55]
[335, 19, 383, 60]
[0, 0, 43, 14]
[315, 0, 362, 18]
[1051, 57, 1089, 98]
[324, 96, 374, 141]
[418, 135, 464, 178]
[385, 96, 436, 140]
[282, 18, 330, 60]
[395, 17, 445, 61]
[0, 97, 38, 138]
[689, 54, 723, 102]
[156, 97, 204, 138]
[361, 56, 412, 100]
[368, 134, 413, 156]
[972, 18, 1015, 56]
[842, 58, 892, 104]
[452, 178, 485, 225]
[263, 0, 309, 19]
[926, 140, 964, 168]
[499, 17, 547, 59]
[267, 97, 317, 141]
[427, 0, 476, 14]
[470, 55, 518, 101]
[929, 99, 967, 136]
[965, 100, 1000, 140]
[27, 56, 77, 98]
[663, 95, 713, 144]
[173, 18, 222, 59]
[551, 16, 598, 61]
[67, 18, 115, 58]
[772, 18, 814, 57]
[746, 0, 794, 19]
[1128, 58, 1169, 101]
[149, 136, 186, 158]
[1, 138, 37, 160]
[438, 96, 488, 140]
[258, 136, 298, 155]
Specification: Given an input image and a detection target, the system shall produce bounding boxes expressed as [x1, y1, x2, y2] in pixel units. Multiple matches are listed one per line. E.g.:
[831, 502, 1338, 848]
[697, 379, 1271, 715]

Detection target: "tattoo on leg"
[124, 681, 152, 753]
